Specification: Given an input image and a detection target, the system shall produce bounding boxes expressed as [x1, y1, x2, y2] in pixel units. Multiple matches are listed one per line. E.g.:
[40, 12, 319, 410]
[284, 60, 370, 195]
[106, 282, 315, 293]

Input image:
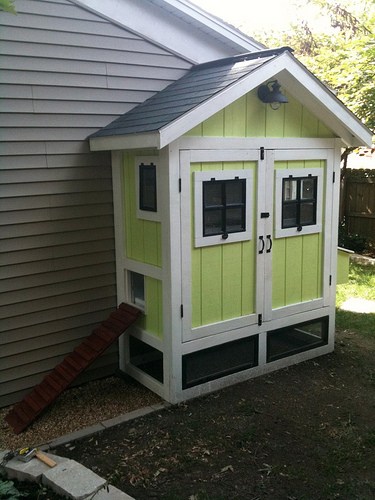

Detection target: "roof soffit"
[70, 0, 262, 63]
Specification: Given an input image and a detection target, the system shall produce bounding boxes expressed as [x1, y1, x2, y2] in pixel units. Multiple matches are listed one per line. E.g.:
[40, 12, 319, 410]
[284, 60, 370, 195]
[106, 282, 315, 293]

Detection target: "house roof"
[90, 48, 373, 151]
[72, 0, 264, 63]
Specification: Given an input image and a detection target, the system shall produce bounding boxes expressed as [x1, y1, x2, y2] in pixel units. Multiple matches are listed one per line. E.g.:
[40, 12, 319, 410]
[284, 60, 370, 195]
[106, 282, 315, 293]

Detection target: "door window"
[194, 169, 253, 247]
[274, 168, 323, 238]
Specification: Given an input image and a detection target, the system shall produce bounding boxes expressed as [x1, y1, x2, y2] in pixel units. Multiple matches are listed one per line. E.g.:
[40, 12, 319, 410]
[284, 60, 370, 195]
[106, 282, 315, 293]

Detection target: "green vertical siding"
[191, 161, 257, 328]
[186, 90, 335, 140]
[123, 152, 162, 267]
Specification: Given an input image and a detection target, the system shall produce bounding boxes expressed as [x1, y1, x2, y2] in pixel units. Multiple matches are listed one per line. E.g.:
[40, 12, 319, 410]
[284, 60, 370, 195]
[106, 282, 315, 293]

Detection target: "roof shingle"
[90, 47, 293, 139]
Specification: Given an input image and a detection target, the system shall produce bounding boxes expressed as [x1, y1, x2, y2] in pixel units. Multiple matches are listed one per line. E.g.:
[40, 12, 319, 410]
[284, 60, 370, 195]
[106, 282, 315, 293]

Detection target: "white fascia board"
[89, 132, 160, 151]
[71, 0, 260, 63]
[159, 51, 372, 148]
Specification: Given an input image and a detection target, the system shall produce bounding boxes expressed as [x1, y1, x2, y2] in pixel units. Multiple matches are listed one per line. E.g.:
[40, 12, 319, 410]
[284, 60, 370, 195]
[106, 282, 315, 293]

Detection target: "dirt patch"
[49, 330, 375, 500]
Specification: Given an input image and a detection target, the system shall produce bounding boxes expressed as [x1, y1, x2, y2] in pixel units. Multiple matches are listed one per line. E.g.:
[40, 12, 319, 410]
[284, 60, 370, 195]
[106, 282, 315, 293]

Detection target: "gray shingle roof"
[90, 47, 293, 139]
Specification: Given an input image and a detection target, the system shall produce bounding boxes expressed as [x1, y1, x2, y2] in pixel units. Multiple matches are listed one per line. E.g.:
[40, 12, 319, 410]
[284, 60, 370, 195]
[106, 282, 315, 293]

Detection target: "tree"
[258, 1, 374, 227]
[258, 0, 375, 132]
[0, 0, 16, 14]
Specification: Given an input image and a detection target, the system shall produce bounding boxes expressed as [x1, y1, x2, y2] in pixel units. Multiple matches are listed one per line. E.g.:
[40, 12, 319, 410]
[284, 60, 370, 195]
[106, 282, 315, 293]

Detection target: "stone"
[42, 459, 107, 500]
[94, 484, 135, 499]
[4, 452, 68, 483]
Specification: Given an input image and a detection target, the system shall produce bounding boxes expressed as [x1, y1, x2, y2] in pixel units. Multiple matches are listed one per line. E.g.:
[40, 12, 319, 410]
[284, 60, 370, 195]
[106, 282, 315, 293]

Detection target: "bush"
[338, 219, 367, 253]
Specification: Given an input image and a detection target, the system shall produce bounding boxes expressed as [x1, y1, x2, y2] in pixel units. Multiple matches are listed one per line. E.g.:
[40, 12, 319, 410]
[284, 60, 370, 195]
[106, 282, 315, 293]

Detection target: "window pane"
[203, 208, 223, 236]
[300, 202, 316, 225]
[226, 207, 245, 233]
[283, 179, 297, 201]
[301, 178, 316, 200]
[226, 179, 245, 205]
[139, 164, 157, 212]
[203, 181, 223, 207]
[282, 203, 297, 228]
[130, 272, 144, 307]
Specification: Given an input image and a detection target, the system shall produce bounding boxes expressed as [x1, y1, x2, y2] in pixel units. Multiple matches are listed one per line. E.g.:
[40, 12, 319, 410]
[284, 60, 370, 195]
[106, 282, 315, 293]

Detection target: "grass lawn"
[336, 261, 375, 338]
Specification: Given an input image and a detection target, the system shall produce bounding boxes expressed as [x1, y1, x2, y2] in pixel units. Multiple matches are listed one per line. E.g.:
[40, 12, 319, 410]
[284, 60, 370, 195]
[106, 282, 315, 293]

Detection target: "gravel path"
[0, 376, 161, 450]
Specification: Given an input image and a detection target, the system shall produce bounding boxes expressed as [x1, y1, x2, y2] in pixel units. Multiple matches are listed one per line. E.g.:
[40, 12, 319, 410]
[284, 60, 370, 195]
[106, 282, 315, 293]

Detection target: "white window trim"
[135, 156, 160, 222]
[274, 167, 324, 239]
[194, 169, 253, 248]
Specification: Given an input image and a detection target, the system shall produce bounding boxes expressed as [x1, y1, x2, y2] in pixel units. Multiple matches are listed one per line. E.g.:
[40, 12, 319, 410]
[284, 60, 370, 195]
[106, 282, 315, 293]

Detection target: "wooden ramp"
[5, 303, 141, 434]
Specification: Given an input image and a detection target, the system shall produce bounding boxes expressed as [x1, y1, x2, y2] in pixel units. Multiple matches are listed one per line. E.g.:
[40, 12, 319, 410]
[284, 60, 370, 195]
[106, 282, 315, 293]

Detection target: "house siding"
[0, 0, 192, 407]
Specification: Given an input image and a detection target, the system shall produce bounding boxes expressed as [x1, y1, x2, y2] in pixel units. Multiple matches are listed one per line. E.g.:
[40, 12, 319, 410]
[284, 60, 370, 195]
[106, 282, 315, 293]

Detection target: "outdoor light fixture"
[257, 80, 288, 109]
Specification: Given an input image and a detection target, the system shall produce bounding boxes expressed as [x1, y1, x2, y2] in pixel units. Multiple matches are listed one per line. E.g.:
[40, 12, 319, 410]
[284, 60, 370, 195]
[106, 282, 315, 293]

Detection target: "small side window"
[135, 156, 160, 222]
[275, 168, 323, 238]
[129, 271, 145, 309]
[139, 163, 157, 212]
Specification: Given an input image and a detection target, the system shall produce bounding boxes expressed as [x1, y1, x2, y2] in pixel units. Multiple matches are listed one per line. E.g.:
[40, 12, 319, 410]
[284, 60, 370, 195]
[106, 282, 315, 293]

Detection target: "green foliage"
[338, 219, 367, 253]
[336, 262, 375, 338]
[0, 0, 16, 14]
[258, 0, 375, 131]
[0, 479, 27, 499]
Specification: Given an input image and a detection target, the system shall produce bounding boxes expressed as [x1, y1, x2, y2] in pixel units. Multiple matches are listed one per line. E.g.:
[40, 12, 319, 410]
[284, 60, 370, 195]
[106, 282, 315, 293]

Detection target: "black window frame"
[139, 162, 157, 212]
[202, 178, 246, 237]
[281, 175, 317, 230]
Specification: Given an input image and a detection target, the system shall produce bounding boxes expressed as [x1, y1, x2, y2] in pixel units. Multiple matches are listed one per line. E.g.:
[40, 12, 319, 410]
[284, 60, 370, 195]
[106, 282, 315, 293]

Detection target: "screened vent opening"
[129, 336, 163, 383]
[267, 317, 329, 362]
[182, 336, 258, 389]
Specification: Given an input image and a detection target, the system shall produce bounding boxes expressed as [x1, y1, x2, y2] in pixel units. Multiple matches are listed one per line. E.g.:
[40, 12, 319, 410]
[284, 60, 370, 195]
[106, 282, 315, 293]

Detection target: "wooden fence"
[341, 169, 375, 242]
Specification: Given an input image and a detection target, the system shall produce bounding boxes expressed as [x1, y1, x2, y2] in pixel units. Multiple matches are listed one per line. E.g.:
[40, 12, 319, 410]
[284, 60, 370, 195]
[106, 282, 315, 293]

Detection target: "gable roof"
[72, 0, 264, 63]
[90, 48, 373, 151]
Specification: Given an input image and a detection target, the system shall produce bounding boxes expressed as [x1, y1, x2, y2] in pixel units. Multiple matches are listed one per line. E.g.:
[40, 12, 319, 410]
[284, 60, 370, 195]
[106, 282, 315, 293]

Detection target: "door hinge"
[329, 275, 332, 286]
[260, 147, 265, 161]
[180, 304, 184, 318]
[178, 178, 182, 192]
[333, 172, 336, 183]
[258, 313, 263, 326]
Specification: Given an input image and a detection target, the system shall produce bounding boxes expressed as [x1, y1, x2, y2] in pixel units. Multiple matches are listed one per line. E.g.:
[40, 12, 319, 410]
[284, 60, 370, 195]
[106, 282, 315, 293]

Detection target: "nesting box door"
[180, 148, 334, 342]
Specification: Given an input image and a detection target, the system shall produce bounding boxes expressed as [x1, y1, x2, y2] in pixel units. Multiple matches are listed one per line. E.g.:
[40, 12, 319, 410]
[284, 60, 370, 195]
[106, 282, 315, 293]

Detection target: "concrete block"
[4, 453, 68, 483]
[101, 406, 155, 428]
[42, 459, 107, 500]
[94, 484, 135, 499]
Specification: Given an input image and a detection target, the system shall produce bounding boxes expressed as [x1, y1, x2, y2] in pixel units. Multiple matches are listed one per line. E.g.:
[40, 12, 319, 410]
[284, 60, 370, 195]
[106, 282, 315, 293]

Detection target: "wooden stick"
[35, 450, 57, 468]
